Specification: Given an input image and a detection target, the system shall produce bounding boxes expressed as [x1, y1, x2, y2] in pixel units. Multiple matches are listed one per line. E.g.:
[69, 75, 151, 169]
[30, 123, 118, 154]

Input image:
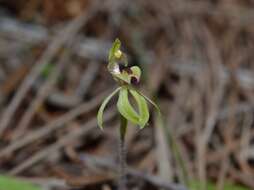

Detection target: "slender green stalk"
[118, 115, 127, 190]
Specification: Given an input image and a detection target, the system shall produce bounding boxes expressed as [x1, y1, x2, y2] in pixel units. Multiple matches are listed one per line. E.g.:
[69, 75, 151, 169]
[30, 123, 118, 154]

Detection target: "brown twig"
[0, 0, 100, 136]
[0, 87, 115, 158]
[9, 109, 115, 175]
[75, 62, 100, 97]
[11, 46, 73, 140]
[80, 154, 188, 190]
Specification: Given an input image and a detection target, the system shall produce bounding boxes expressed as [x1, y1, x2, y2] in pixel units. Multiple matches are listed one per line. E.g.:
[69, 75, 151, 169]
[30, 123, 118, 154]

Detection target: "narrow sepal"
[97, 87, 121, 129]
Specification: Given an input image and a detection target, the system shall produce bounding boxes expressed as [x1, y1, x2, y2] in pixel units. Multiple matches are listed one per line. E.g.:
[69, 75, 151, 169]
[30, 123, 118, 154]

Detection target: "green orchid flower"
[97, 38, 160, 130]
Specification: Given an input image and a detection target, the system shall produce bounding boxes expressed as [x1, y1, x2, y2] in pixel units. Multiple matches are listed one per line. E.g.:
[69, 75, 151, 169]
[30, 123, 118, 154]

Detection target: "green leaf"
[108, 38, 121, 63]
[0, 175, 41, 190]
[97, 87, 121, 129]
[117, 88, 140, 125]
[129, 89, 149, 129]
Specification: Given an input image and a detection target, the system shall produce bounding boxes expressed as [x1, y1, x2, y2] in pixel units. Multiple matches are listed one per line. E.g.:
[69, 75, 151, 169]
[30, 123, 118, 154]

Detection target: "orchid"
[97, 38, 160, 130]
[97, 38, 160, 190]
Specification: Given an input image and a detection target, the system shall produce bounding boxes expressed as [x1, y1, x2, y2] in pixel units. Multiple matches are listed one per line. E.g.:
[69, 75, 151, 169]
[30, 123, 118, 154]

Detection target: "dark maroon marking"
[119, 65, 133, 75]
[131, 77, 138, 84]
[119, 64, 125, 72]
[124, 67, 133, 74]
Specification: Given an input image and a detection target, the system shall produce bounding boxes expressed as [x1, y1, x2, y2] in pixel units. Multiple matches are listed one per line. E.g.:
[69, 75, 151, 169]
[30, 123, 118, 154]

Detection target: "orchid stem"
[119, 115, 127, 190]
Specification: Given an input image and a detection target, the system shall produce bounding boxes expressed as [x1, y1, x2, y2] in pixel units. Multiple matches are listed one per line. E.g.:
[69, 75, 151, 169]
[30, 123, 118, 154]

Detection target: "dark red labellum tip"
[131, 76, 138, 85]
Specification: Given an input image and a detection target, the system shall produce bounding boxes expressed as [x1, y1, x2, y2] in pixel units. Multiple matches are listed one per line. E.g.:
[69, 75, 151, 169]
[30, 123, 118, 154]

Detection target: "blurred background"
[0, 0, 254, 190]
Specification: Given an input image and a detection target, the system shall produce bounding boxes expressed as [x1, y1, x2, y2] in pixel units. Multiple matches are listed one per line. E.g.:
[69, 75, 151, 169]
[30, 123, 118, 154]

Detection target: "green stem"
[119, 115, 127, 190]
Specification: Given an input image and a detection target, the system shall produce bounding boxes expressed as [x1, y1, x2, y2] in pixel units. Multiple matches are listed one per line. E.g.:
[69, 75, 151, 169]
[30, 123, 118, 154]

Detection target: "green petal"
[117, 88, 140, 124]
[108, 38, 121, 62]
[129, 89, 149, 129]
[97, 87, 121, 129]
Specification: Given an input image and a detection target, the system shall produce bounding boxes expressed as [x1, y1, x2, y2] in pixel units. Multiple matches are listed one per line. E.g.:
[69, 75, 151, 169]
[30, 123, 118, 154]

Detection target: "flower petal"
[97, 87, 121, 129]
[129, 89, 149, 129]
[117, 88, 140, 125]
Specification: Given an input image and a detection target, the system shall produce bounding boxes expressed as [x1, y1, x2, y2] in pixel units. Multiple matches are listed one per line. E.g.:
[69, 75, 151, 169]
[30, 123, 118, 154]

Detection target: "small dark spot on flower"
[119, 65, 133, 74]
[125, 68, 133, 74]
[131, 77, 138, 85]
[119, 64, 125, 72]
